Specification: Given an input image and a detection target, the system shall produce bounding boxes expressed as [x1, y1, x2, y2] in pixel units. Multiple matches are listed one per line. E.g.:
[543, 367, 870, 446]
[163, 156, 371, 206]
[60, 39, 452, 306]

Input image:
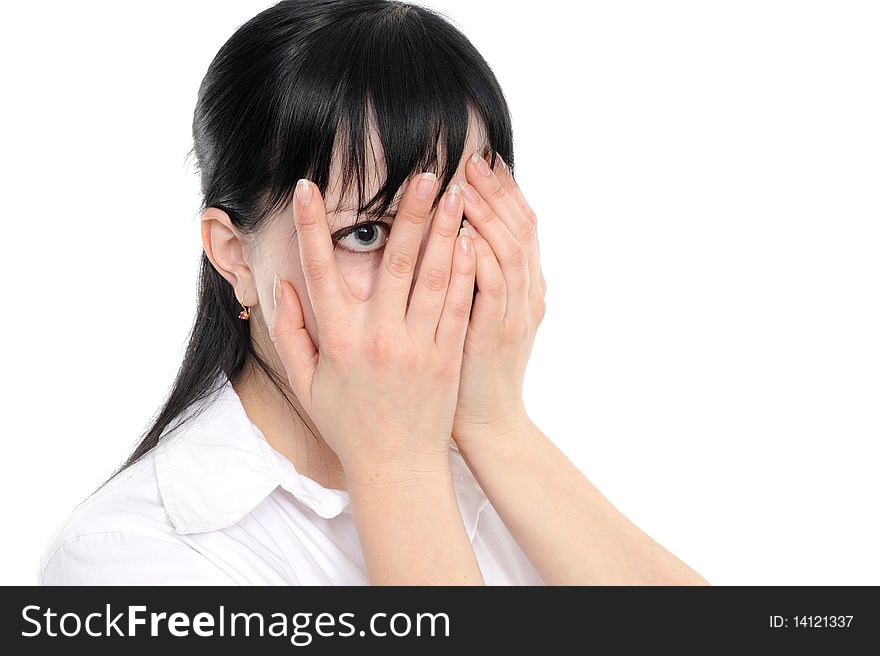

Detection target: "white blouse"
[39, 374, 544, 585]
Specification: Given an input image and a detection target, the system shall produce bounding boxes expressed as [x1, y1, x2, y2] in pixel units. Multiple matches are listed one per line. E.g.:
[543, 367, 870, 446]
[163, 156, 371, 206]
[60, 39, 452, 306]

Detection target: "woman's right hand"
[268, 174, 475, 483]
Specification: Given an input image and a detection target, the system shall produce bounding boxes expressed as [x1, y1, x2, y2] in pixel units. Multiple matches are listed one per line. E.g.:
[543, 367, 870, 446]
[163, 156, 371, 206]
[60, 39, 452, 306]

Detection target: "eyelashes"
[331, 219, 393, 255]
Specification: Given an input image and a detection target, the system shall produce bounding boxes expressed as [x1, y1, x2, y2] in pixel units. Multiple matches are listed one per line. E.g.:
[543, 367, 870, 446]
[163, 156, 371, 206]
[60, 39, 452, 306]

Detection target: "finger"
[493, 153, 547, 304]
[406, 182, 464, 343]
[469, 151, 543, 306]
[434, 225, 476, 357]
[371, 172, 438, 326]
[467, 151, 536, 251]
[459, 180, 529, 323]
[268, 274, 318, 403]
[292, 178, 350, 331]
[493, 154, 539, 252]
[463, 219, 507, 327]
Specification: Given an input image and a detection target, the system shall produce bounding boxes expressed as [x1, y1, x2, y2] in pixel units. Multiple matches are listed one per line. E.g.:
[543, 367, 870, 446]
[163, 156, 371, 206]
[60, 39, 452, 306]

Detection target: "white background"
[1, 1, 877, 585]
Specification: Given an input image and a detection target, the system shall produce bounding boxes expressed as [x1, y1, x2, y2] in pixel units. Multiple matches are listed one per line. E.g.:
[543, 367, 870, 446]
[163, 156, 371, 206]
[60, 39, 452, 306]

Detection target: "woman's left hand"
[451, 151, 547, 449]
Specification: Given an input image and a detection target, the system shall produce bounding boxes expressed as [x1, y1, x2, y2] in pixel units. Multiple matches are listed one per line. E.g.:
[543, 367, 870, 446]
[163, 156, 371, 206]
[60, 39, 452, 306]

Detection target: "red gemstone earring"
[237, 298, 251, 320]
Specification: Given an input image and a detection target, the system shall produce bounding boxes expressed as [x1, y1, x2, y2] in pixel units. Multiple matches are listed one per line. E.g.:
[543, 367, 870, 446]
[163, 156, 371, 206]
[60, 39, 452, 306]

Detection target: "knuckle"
[432, 218, 460, 240]
[484, 277, 507, 297]
[294, 205, 319, 227]
[419, 267, 449, 293]
[385, 250, 415, 279]
[300, 259, 330, 283]
[366, 331, 394, 365]
[533, 295, 547, 323]
[507, 245, 529, 269]
[521, 217, 538, 244]
[396, 206, 427, 226]
[472, 207, 496, 226]
[488, 179, 507, 201]
[433, 360, 459, 385]
[446, 298, 472, 319]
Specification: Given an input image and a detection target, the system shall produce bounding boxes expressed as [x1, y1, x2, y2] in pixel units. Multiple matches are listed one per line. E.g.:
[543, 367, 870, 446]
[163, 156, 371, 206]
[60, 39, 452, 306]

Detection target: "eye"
[333, 220, 392, 255]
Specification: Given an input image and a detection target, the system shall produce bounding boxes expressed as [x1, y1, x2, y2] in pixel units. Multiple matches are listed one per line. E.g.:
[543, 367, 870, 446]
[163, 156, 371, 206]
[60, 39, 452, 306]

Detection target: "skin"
[202, 121, 491, 493]
[202, 120, 709, 586]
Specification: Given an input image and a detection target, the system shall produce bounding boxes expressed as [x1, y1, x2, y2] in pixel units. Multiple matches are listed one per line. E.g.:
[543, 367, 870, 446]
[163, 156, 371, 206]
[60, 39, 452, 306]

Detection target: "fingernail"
[460, 181, 479, 204]
[296, 179, 312, 204]
[445, 182, 461, 212]
[471, 150, 492, 176]
[273, 273, 284, 308]
[416, 172, 437, 199]
[458, 226, 471, 253]
[496, 153, 508, 172]
[462, 218, 479, 239]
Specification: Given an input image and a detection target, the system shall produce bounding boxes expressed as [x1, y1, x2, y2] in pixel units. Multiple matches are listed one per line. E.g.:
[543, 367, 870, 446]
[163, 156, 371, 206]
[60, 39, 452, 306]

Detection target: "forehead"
[322, 112, 489, 222]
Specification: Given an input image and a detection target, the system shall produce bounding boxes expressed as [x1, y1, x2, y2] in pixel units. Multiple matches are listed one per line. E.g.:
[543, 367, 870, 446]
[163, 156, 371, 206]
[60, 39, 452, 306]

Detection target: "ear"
[201, 207, 256, 306]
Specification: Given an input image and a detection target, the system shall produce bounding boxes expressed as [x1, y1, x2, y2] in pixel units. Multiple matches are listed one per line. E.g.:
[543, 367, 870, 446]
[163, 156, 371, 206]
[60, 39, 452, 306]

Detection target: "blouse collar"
[154, 374, 488, 539]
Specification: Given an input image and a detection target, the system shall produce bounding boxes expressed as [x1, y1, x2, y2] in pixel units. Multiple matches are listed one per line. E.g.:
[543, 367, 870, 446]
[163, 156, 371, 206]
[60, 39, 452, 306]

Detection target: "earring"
[237, 297, 251, 320]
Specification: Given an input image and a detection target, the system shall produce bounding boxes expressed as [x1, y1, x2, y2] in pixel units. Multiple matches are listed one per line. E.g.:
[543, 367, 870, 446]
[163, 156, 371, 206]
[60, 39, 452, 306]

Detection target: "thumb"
[268, 273, 317, 402]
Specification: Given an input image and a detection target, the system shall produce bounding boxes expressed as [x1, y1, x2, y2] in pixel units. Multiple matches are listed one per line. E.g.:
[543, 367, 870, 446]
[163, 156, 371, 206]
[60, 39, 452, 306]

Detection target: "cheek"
[335, 252, 383, 301]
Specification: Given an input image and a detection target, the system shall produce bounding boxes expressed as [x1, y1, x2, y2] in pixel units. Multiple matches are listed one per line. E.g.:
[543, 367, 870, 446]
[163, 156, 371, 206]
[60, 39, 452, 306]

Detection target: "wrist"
[453, 411, 536, 453]
[341, 445, 453, 494]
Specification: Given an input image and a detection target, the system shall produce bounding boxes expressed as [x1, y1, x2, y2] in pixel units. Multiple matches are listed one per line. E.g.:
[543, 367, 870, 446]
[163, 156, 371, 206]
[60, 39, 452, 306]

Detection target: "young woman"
[40, 0, 708, 586]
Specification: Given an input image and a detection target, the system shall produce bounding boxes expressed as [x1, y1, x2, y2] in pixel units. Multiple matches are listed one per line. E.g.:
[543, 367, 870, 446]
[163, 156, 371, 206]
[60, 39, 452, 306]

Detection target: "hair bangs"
[259, 1, 512, 225]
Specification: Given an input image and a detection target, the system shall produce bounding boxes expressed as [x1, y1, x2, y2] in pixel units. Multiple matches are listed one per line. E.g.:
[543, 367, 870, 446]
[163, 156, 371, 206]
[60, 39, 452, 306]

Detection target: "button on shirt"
[39, 375, 544, 585]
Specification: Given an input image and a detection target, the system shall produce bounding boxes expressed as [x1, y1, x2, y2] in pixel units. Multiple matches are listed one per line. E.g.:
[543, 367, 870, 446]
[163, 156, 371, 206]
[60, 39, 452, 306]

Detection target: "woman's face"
[246, 123, 488, 356]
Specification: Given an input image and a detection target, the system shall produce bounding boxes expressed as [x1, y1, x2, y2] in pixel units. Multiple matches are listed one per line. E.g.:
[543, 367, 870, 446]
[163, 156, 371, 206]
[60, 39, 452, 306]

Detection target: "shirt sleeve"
[39, 531, 240, 585]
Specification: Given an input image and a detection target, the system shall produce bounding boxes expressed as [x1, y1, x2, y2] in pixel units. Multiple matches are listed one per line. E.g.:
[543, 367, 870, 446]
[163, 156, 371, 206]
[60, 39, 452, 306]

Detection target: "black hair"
[114, 0, 515, 476]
